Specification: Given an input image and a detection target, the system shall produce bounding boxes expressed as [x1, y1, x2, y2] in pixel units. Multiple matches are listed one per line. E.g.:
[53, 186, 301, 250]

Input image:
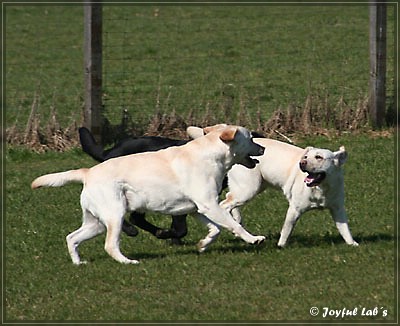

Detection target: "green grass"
[5, 4, 396, 130]
[4, 3, 397, 323]
[4, 134, 396, 321]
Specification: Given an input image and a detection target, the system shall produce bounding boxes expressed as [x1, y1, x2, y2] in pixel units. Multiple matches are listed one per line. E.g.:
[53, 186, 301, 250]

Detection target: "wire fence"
[5, 5, 84, 122]
[101, 5, 396, 129]
[4, 4, 397, 149]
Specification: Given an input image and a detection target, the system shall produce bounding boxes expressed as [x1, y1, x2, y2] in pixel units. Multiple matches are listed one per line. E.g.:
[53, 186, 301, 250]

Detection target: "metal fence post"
[84, 1, 103, 141]
[369, 0, 387, 129]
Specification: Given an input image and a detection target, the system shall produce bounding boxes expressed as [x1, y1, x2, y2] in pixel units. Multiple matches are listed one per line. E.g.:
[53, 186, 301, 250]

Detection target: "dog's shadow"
[126, 232, 394, 261]
[127, 251, 169, 260]
[269, 232, 394, 248]
[127, 236, 271, 261]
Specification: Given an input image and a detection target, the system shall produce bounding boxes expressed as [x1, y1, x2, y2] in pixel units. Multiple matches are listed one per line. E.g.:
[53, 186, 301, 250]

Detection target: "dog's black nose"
[299, 159, 307, 171]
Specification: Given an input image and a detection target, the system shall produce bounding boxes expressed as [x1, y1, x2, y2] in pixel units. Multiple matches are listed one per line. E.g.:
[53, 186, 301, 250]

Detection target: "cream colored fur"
[222, 139, 358, 247]
[31, 124, 265, 264]
[188, 127, 358, 248]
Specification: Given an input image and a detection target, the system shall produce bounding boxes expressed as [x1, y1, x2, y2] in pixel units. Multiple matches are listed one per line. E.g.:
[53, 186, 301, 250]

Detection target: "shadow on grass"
[125, 232, 394, 261]
[128, 236, 272, 260]
[264, 232, 395, 248]
[127, 251, 169, 260]
[352, 233, 395, 244]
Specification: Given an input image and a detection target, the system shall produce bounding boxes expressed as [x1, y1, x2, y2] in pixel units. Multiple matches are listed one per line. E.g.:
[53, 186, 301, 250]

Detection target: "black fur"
[79, 127, 188, 162]
[78, 127, 189, 243]
[78, 127, 263, 244]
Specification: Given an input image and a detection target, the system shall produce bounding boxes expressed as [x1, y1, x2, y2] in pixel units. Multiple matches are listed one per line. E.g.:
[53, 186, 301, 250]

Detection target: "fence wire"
[102, 4, 396, 127]
[5, 4, 396, 139]
[5, 5, 84, 130]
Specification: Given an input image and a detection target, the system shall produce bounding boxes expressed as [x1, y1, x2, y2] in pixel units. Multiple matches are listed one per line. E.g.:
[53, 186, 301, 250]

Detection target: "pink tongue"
[305, 176, 314, 183]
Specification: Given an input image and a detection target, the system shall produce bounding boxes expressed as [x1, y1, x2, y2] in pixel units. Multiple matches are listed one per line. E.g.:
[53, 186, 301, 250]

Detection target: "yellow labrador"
[31, 124, 265, 264]
[223, 140, 359, 247]
[187, 127, 358, 248]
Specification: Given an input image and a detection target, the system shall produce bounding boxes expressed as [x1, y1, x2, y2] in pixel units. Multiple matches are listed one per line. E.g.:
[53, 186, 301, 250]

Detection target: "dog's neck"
[197, 134, 236, 170]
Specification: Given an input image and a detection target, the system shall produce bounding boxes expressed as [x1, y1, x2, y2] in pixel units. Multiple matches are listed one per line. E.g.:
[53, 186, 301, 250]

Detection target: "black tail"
[78, 127, 106, 162]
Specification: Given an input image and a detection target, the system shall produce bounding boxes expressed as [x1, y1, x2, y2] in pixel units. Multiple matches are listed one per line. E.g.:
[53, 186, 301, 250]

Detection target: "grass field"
[4, 133, 396, 322]
[3, 3, 398, 324]
[5, 4, 396, 132]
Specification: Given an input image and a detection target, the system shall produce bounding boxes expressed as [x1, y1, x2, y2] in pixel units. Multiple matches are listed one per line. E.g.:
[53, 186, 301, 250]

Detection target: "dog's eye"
[315, 155, 323, 160]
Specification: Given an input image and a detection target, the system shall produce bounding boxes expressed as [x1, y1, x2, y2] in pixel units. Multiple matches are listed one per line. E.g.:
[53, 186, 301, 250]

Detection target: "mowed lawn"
[4, 133, 396, 322]
[5, 5, 396, 129]
[4, 2, 397, 323]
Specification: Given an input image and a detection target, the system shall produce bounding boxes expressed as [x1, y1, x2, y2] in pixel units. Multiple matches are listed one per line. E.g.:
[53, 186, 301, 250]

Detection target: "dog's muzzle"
[299, 159, 307, 171]
[251, 143, 265, 157]
[256, 144, 265, 156]
[241, 144, 264, 169]
[299, 160, 326, 187]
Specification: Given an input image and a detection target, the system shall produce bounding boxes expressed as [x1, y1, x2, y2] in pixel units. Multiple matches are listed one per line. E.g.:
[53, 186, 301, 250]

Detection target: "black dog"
[79, 127, 262, 244]
[79, 127, 189, 243]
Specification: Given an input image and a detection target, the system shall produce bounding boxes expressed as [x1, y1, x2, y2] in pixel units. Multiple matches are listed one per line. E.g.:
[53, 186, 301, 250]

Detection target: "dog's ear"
[333, 146, 348, 166]
[302, 146, 313, 157]
[186, 126, 204, 139]
[219, 127, 237, 142]
[189, 124, 232, 140]
[203, 126, 214, 134]
[203, 124, 228, 135]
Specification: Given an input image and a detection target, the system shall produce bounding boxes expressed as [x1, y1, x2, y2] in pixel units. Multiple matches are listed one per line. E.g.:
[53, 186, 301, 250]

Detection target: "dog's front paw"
[170, 238, 184, 246]
[350, 240, 359, 247]
[155, 229, 176, 239]
[277, 239, 287, 247]
[119, 258, 140, 264]
[197, 240, 207, 253]
[252, 235, 265, 244]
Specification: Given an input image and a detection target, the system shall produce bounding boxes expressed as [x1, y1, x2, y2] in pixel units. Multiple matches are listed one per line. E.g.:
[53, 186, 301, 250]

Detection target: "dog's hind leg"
[101, 212, 139, 264]
[230, 208, 243, 224]
[66, 210, 106, 265]
[129, 212, 162, 236]
[221, 165, 264, 224]
[169, 215, 188, 245]
[121, 218, 139, 237]
[220, 193, 244, 223]
[330, 207, 359, 246]
[129, 212, 188, 244]
[156, 215, 188, 244]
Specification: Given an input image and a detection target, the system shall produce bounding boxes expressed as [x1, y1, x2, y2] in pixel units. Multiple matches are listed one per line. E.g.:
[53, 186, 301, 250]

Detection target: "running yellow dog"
[32, 124, 265, 264]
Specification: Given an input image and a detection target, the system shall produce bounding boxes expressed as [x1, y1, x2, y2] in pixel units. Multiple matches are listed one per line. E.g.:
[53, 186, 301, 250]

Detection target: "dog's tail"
[78, 127, 105, 162]
[31, 169, 88, 189]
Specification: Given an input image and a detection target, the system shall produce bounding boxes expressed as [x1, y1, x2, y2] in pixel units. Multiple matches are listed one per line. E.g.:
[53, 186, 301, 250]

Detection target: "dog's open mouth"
[304, 172, 326, 187]
[242, 156, 259, 169]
